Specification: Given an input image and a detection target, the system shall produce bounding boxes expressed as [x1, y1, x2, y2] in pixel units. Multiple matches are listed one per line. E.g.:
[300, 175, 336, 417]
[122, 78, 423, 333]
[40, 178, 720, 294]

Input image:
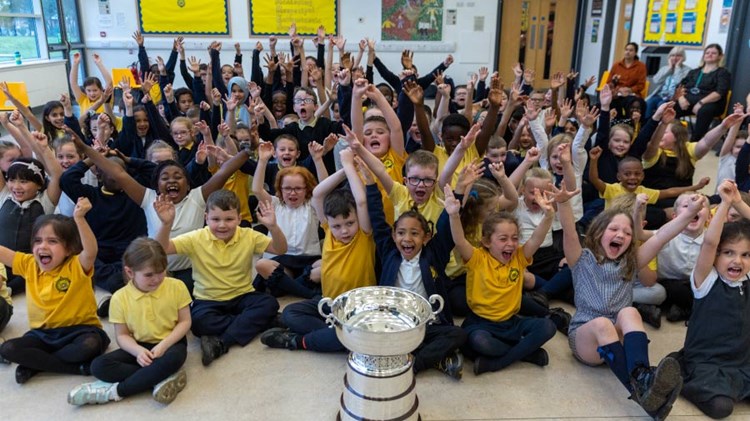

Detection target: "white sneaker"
[68, 380, 116, 405]
[152, 369, 187, 404]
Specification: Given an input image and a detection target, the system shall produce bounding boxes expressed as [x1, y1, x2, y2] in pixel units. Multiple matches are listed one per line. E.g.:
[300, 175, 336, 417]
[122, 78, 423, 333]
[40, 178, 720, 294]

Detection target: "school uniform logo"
[55, 277, 71, 292]
[383, 158, 394, 169]
[509, 268, 520, 282]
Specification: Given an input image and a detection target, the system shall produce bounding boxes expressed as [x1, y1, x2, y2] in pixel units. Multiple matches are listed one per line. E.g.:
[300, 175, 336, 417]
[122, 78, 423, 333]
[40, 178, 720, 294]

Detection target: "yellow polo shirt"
[0, 265, 10, 306]
[110, 277, 192, 343]
[172, 226, 271, 301]
[433, 144, 480, 187]
[465, 246, 530, 322]
[12, 253, 100, 329]
[321, 224, 376, 299]
[388, 182, 444, 228]
[602, 183, 660, 208]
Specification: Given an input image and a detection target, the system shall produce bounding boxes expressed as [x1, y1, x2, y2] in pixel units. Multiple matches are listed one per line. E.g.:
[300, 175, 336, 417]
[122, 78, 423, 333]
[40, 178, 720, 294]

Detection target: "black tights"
[0, 333, 104, 375]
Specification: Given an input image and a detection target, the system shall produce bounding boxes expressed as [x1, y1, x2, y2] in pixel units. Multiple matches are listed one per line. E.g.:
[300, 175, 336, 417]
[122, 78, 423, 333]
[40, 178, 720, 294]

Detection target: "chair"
[641, 80, 650, 98]
[718, 90, 732, 120]
[111, 68, 141, 88]
[596, 70, 610, 92]
[0, 82, 30, 111]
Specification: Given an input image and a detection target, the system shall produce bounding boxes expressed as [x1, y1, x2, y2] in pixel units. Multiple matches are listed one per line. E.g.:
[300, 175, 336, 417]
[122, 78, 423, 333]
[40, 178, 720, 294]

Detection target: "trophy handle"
[317, 297, 335, 327]
[428, 294, 444, 320]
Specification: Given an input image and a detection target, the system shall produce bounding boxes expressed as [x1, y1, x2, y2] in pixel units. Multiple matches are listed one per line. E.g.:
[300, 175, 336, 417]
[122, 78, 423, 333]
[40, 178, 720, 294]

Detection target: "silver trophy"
[318, 286, 444, 421]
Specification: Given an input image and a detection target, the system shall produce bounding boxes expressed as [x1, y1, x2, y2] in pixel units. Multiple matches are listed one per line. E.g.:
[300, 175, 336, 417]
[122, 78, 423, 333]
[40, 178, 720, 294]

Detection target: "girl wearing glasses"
[251, 140, 329, 298]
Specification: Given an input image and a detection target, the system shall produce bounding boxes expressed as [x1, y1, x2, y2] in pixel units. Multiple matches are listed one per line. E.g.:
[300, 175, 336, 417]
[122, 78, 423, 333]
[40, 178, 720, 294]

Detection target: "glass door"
[42, 0, 85, 82]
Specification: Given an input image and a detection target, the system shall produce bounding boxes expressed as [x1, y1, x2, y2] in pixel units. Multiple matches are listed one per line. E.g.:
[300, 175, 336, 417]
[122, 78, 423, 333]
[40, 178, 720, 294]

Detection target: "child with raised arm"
[68, 238, 191, 406]
[69, 53, 114, 116]
[448, 183, 556, 375]
[558, 177, 703, 419]
[252, 141, 326, 298]
[365, 160, 467, 379]
[0, 198, 110, 384]
[155, 190, 286, 366]
[675, 180, 750, 419]
[260, 132, 376, 353]
[588, 145, 709, 211]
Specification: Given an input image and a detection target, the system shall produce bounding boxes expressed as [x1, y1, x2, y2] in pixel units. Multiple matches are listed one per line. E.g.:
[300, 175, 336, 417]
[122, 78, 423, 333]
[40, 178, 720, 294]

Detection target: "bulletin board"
[249, 0, 338, 35]
[642, 0, 710, 46]
[138, 0, 230, 35]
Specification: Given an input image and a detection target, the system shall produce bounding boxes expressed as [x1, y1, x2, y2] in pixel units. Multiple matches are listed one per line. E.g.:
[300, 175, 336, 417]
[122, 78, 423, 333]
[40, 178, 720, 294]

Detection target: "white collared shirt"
[264, 196, 321, 258]
[397, 251, 427, 299]
[657, 231, 704, 280]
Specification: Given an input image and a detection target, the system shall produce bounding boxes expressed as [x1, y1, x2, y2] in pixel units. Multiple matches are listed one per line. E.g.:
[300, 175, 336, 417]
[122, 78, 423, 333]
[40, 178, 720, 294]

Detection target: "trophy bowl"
[318, 286, 444, 356]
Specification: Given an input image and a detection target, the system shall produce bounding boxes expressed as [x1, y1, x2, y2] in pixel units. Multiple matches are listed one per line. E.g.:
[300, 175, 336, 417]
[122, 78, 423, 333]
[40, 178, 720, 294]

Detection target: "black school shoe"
[630, 356, 682, 415]
[548, 307, 572, 335]
[96, 296, 112, 318]
[434, 350, 463, 380]
[260, 328, 299, 350]
[15, 365, 40, 384]
[200, 336, 227, 366]
[635, 303, 662, 329]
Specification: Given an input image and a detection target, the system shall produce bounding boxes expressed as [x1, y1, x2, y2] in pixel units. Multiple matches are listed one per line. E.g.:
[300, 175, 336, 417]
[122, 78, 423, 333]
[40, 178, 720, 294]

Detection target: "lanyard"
[694, 71, 704, 89]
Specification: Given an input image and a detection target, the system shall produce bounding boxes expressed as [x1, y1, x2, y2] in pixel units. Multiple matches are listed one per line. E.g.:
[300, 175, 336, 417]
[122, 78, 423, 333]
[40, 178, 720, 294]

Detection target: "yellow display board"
[138, 0, 229, 35]
[250, 0, 338, 35]
[643, 0, 710, 46]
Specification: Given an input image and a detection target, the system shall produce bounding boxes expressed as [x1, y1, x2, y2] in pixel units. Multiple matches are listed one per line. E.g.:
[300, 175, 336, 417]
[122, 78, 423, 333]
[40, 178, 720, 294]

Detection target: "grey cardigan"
[646, 64, 692, 100]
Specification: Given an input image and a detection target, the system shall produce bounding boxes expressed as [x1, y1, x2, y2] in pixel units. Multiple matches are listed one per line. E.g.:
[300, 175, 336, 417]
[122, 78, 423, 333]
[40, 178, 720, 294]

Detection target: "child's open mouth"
[608, 241, 623, 256]
[727, 267, 743, 278]
[165, 185, 180, 199]
[402, 244, 415, 255]
[38, 254, 52, 265]
[501, 250, 513, 261]
[369, 140, 381, 150]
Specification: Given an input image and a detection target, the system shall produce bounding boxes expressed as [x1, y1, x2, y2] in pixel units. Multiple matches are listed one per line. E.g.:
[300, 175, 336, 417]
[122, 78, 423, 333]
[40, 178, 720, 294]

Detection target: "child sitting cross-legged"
[68, 238, 192, 406]
[260, 127, 377, 353]
[363, 159, 467, 379]
[447, 183, 556, 375]
[155, 190, 286, 366]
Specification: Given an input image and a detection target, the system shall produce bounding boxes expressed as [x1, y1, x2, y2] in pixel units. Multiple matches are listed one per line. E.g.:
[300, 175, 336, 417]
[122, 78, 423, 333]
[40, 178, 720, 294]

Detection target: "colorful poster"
[642, 0, 710, 46]
[719, 0, 733, 33]
[249, 0, 338, 35]
[138, 0, 229, 34]
[382, 0, 444, 41]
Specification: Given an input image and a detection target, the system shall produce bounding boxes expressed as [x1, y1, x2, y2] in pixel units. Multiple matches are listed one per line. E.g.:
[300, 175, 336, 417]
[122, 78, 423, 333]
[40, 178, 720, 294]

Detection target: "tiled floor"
[1, 151, 745, 420]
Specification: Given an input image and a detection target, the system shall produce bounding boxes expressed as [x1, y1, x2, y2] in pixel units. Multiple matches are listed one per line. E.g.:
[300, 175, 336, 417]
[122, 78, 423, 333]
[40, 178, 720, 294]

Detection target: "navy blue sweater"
[366, 184, 456, 324]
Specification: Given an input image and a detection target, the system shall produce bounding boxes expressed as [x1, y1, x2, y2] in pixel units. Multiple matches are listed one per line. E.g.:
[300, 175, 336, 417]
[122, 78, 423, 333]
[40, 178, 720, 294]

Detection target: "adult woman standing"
[644, 47, 691, 119]
[675, 44, 732, 140]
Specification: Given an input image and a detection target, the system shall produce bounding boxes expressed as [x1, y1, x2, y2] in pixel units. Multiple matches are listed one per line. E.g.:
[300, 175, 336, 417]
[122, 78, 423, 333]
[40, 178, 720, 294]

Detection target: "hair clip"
[9, 161, 44, 180]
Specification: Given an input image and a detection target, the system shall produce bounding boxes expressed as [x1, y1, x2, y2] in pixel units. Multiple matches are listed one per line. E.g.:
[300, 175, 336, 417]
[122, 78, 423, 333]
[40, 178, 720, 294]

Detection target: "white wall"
[0, 60, 69, 108]
[629, 0, 728, 68]
[78, 0, 499, 89]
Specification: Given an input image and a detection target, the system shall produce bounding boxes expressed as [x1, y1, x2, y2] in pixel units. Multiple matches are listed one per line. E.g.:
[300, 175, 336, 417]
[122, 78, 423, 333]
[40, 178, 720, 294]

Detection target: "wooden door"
[499, 0, 579, 86]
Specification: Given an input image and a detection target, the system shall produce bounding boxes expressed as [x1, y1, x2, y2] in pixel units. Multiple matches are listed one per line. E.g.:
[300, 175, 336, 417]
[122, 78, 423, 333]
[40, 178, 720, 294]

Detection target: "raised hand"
[589, 145, 603, 161]
[308, 141, 326, 161]
[258, 141, 274, 162]
[547, 182, 580, 204]
[443, 184, 462, 216]
[460, 123, 482, 149]
[580, 105, 600, 127]
[478, 66, 489, 81]
[512, 63, 523, 79]
[401, 49, 414, 69]
[523, 68, 535, 85]
[132, 30, 144, 46]
[525, 146, 541, 163]
[73, 196, 92, 219]
[599, 84, 612, 109]
[256, 200, 277, 227]
[489, 161, 506, 180]
[550, 71, 565, 89]
[153, 194, 176, 223]
[559, 98, 574, 120]
[524, 98, 541, 121]
[718, 180, 741, 204]
[141, 72, 157, 94]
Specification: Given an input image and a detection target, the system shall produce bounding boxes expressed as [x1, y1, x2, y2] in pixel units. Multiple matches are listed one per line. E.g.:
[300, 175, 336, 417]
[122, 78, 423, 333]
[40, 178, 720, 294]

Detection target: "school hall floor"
[2, 154, 748, 421]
